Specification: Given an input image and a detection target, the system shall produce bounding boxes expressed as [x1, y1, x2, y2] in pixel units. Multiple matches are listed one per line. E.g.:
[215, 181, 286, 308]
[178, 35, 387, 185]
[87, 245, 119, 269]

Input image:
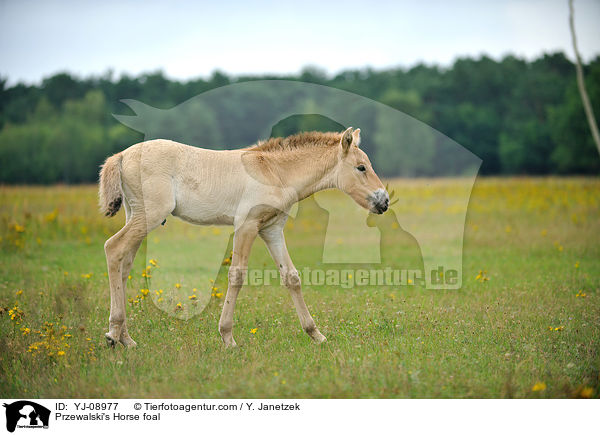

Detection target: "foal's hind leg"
[104, 190, 175, 347]
[117, 200, 140, 347]
[118, 238, 143, 347]
[104, 218, 147, 347]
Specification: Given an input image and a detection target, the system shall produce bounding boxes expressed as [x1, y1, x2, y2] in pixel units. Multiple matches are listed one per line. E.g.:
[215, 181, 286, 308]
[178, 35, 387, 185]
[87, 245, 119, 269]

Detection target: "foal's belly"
[171, 186, 236, 226]
[172, 203, 235, 226]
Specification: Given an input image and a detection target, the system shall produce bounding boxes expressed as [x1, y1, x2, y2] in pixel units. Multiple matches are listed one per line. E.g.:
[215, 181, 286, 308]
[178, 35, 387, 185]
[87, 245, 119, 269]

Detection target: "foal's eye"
[356, 165, 366, 172]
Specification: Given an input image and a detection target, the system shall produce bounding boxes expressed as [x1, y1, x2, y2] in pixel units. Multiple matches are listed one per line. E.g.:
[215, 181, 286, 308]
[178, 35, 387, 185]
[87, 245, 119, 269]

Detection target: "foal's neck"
[285, 147, 339, 201]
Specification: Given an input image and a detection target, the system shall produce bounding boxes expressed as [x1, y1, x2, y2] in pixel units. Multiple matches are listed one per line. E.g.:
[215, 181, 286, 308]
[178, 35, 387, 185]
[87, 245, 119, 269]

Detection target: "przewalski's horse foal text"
[98, 128, 389, 347]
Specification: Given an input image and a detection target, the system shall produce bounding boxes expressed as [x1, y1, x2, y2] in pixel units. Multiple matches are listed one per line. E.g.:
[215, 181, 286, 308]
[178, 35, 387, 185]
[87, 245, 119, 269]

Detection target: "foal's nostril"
[380, 193, 389, 212]
[374, 200, 388, 214]
[370, 188, 390, 214]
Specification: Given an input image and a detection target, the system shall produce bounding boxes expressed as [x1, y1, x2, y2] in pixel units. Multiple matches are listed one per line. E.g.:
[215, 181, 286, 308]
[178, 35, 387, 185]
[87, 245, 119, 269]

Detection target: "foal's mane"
[249, 131, 342, 153]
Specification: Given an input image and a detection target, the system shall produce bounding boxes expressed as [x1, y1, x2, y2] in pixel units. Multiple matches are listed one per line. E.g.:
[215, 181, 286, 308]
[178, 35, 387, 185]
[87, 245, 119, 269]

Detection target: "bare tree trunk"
[569, 0, 600, 156]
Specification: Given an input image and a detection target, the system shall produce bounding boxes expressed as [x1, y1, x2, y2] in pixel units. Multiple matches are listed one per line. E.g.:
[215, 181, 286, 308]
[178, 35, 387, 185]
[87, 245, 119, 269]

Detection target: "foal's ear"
[340, 127, 354, 152]
[352, 128, 361, 148]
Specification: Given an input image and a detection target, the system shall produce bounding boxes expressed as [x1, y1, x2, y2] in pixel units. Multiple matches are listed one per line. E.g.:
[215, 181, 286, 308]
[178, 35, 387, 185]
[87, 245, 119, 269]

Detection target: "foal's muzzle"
[369, 189, 389, 214]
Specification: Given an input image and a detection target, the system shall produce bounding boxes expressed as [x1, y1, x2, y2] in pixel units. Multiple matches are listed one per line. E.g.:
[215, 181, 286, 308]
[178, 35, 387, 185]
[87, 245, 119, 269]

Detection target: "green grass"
[0, 177, 599, 398]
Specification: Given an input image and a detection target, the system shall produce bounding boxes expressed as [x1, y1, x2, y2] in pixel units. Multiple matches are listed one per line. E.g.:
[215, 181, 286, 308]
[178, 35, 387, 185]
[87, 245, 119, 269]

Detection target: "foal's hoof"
[105, 332, 117, 348]
[312, 332, 327, 344]
[223, 338, 238, 348]
[119, 334, 137, 348]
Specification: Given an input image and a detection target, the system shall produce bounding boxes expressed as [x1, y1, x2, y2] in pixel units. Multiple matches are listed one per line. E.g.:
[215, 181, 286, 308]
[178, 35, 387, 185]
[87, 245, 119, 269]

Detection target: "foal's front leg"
[260, 225, 326, 343]
[218, 224, 258, 347]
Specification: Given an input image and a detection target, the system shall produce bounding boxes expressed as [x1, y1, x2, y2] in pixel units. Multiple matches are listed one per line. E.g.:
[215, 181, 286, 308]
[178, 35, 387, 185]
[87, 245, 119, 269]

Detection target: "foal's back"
[120, 139, 249, 226]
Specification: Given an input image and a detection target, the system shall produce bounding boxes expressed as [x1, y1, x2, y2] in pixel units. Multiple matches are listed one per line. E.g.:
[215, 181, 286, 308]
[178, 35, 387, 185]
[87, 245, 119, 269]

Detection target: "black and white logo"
[3, 401, 50, 432]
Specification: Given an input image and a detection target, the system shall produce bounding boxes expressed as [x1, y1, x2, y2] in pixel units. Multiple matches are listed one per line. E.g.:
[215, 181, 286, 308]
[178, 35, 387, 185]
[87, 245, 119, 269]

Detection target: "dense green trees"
[0, 52, 598, 183]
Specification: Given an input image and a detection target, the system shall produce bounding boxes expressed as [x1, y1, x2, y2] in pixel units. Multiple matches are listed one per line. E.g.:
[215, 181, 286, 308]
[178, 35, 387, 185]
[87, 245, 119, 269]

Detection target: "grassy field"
[0, 177, 599, 398]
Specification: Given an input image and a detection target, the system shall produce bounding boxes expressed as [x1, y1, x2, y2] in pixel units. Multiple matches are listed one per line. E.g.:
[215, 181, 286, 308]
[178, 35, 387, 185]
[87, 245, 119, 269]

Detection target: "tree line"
[0, 51, 599, 183]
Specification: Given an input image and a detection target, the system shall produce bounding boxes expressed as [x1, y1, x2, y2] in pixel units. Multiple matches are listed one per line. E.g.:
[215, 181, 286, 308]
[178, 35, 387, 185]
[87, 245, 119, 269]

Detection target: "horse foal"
[99, 127, 389, 347]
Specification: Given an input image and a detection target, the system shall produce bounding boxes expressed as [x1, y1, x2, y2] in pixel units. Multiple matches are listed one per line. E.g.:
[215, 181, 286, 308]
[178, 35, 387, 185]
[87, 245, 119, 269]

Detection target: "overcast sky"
[1, 0, 599, 85]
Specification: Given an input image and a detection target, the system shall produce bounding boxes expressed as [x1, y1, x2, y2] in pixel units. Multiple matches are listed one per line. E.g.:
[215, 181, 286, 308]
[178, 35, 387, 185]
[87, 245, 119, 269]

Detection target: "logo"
[112, 80, 480, 320]
[3, 401, 50, 432]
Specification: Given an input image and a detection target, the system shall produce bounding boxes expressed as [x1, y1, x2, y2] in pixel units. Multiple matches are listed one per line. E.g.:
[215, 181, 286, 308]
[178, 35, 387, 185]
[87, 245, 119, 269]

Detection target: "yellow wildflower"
[9, 305, 24, 324]
[250, 328, 258, 334]
[141, 266, 152, 278]
[44, 209, 58, 223]
[475, 270, 489, 282]
[532, 382, 546, 392]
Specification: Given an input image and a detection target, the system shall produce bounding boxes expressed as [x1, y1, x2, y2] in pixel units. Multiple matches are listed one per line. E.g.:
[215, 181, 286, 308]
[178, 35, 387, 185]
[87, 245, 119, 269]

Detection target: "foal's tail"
[98, 153, 123, 217]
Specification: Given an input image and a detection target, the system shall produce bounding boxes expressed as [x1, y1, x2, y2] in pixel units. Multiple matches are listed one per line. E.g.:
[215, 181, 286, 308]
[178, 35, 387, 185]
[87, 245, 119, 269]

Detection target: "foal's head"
[335, 127, 389, 214]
